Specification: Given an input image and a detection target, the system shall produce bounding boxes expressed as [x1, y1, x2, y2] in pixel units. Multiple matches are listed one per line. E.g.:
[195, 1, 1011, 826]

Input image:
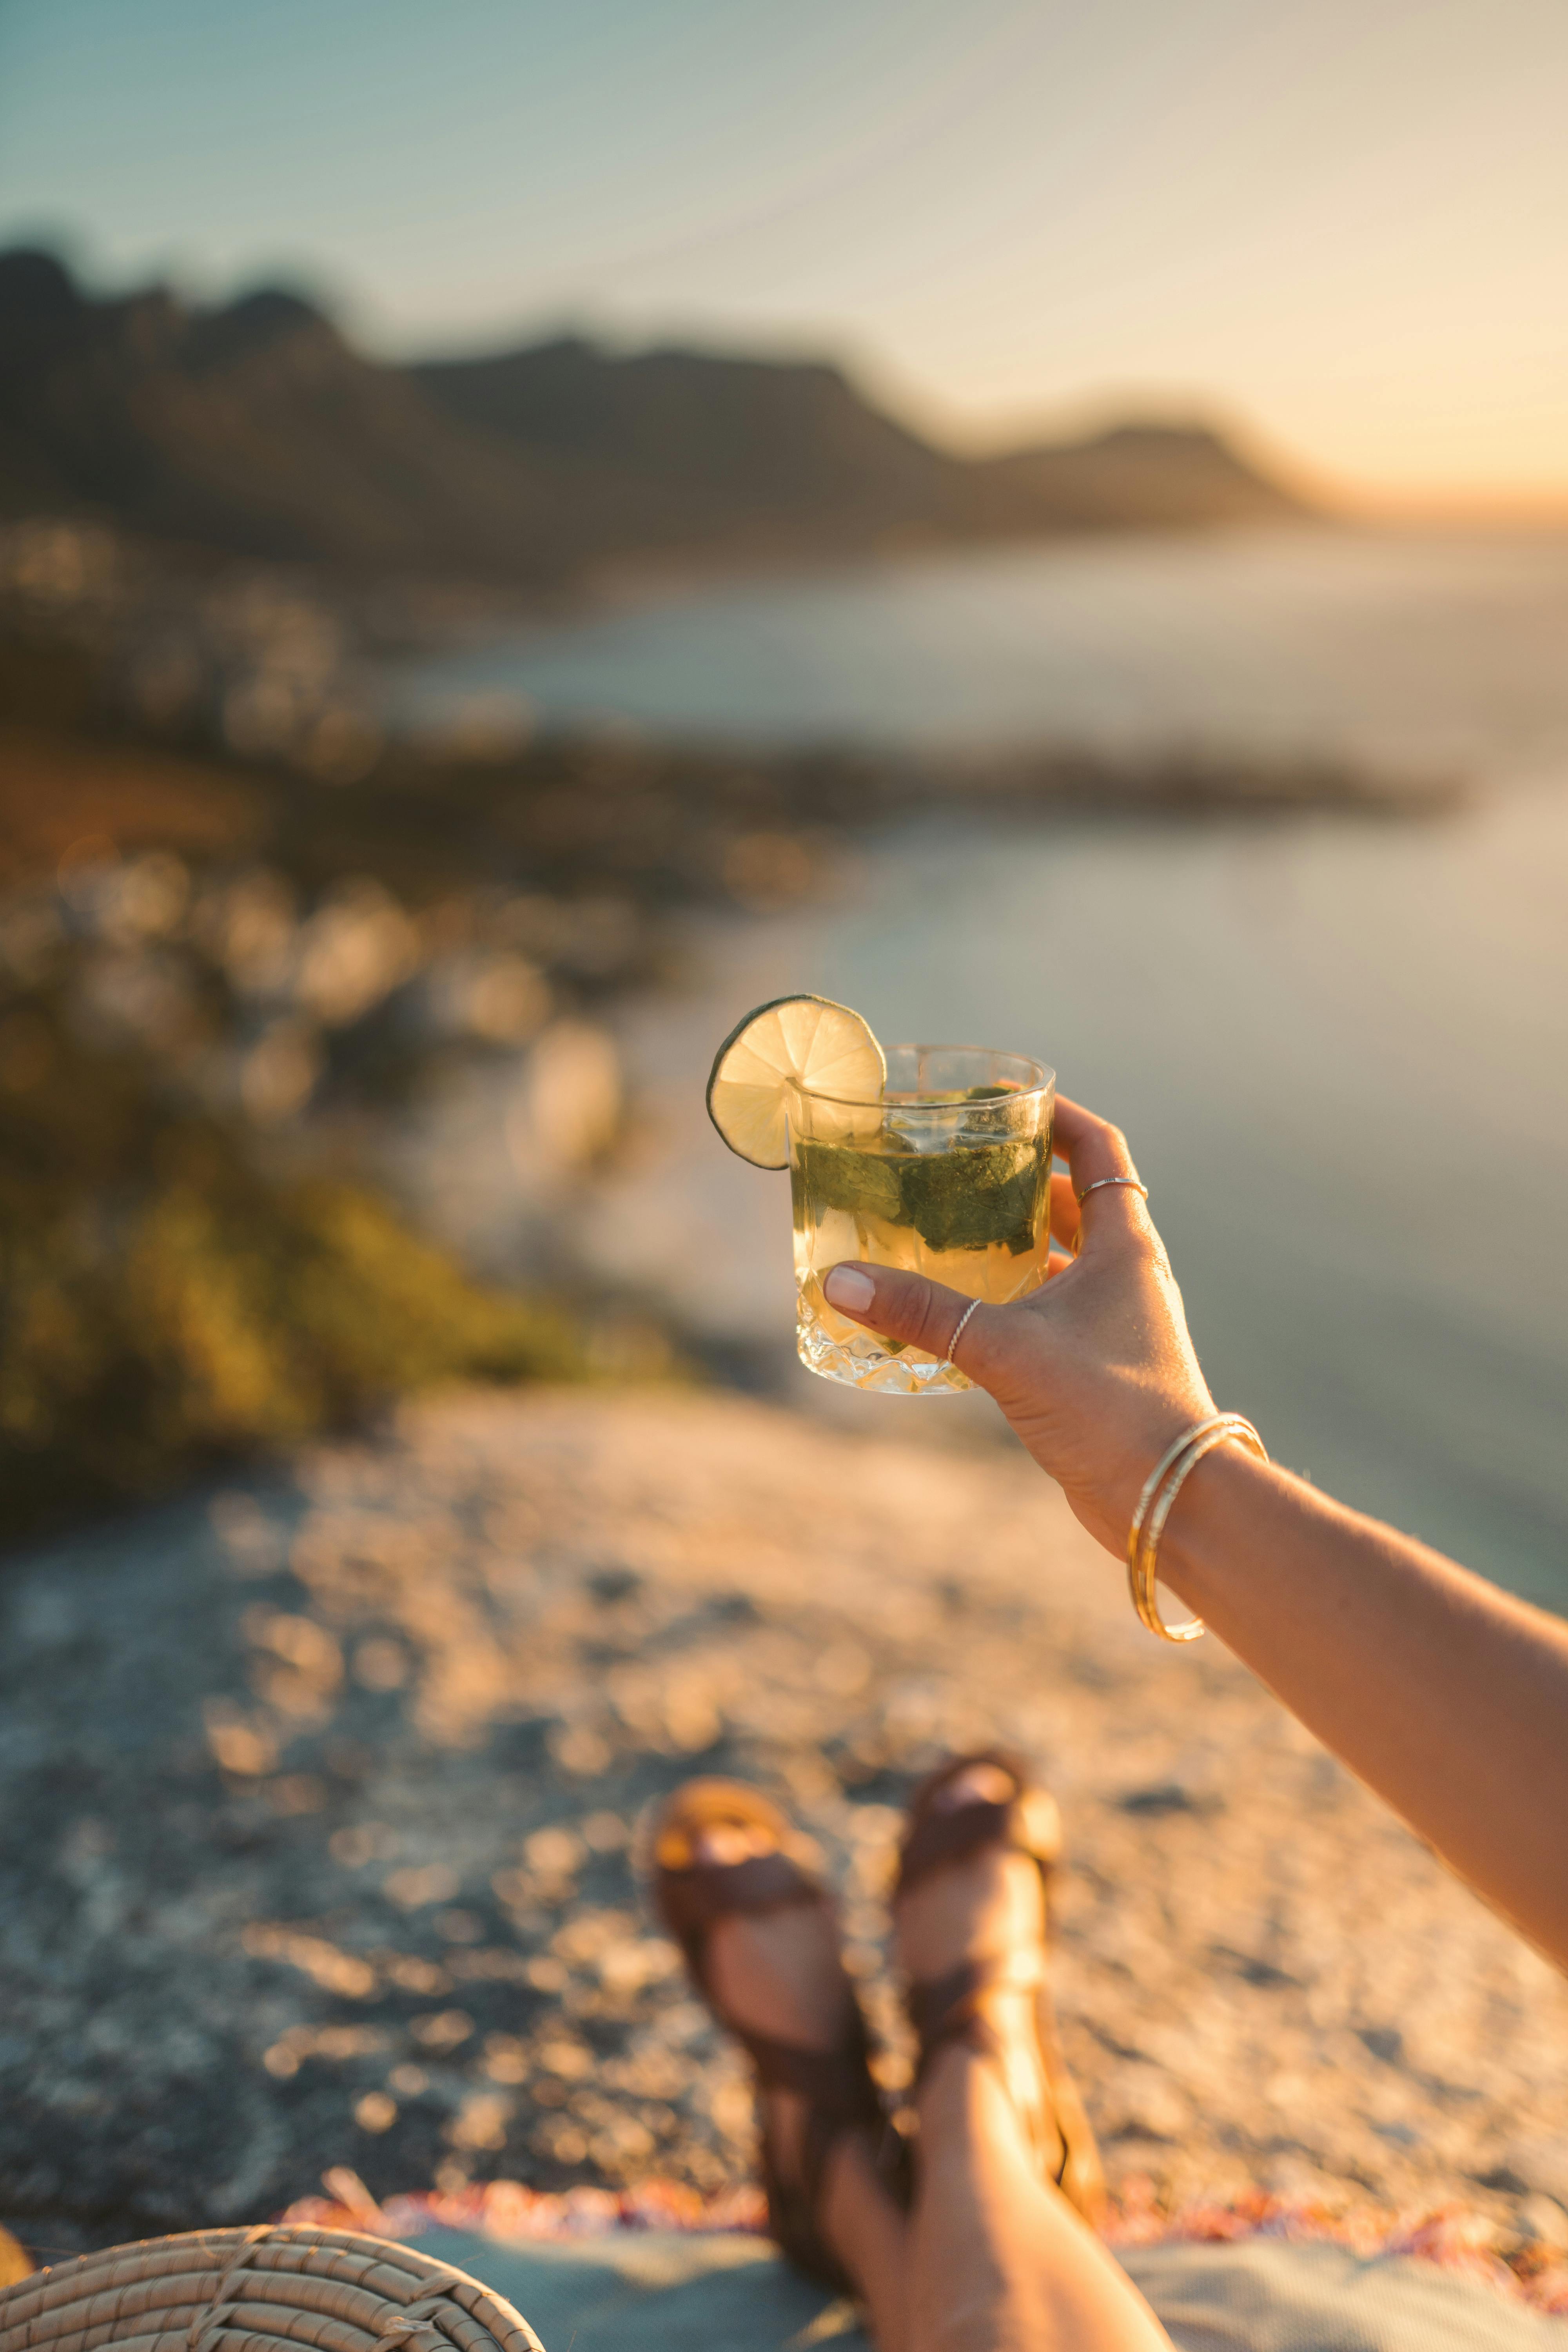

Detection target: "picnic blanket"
[413, 2221, 1568, 2352]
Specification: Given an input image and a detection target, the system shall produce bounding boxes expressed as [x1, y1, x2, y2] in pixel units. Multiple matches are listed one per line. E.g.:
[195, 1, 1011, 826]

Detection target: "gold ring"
[1074, 1174, 1146, 1254]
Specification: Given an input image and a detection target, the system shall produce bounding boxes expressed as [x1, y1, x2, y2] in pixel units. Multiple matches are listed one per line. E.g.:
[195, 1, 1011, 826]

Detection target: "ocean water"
[401, 531, 1568, 1611]
[396, 527, 1568, 774]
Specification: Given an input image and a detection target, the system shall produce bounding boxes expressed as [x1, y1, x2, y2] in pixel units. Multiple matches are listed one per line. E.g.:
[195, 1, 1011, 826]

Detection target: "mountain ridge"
[0, 248, 1313, 586]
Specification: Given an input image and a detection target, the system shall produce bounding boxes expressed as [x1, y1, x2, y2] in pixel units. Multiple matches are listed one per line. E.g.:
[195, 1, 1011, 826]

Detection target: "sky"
[2, 0, 1566, 510]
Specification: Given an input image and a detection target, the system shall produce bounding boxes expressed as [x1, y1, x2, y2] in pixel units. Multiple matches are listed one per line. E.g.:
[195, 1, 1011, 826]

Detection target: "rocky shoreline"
[4, 1387, 1566, 2264]
[4, 521, 1465, 822]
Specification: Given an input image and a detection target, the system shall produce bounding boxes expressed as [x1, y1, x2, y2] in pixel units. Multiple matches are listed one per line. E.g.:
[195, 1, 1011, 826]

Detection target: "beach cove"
[396, 528, 1568, 1613]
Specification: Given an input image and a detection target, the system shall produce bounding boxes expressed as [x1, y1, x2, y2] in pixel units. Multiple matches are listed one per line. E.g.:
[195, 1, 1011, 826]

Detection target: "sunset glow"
[2, 0, 1565, 511]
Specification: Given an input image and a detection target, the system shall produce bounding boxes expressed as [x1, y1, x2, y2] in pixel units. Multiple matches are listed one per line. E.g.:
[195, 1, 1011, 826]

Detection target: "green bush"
[0, 1012, 590, 1544]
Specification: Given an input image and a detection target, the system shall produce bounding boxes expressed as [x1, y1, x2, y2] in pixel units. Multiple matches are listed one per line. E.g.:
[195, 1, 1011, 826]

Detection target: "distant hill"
[0, 248, 1312, 585]
[964, 421, 1312, 532]
[0, 249, 575, 583]
[414, 340, 1309, 555]
[409, 337, 961, 559]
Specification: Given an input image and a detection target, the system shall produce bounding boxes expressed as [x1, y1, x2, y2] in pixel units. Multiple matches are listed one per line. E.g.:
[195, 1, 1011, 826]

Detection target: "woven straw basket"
[0, 2226, 544, 2352]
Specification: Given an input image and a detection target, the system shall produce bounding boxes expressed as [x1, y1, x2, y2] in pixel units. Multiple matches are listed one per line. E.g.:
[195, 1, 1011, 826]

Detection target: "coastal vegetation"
[0, 994, 590, 1543]
[0, 614, 637, 1548]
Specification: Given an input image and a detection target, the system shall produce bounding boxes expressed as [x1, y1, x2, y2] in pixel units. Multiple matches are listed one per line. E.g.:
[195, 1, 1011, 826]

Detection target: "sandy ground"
[4, 1387, 1568, 2256]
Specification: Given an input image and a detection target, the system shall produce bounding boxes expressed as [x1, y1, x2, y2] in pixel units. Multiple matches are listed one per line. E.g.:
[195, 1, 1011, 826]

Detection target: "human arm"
[820, 1096, 1568, 1972]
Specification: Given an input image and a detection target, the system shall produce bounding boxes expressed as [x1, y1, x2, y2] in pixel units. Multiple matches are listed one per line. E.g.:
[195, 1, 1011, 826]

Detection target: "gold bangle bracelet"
[1125, 1413, 1268, 1642]
[1124, 1414, 1238, 1626]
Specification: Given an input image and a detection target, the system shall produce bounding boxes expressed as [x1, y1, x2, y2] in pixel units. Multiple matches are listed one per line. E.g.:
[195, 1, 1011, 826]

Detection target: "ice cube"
[809, 1207, 862, 1271]
[885, 1112, 952, 1155]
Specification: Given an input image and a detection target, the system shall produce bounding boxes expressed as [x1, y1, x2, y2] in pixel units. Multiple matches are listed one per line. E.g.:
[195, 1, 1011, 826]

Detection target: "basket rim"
[0, 2225, 543, 2352]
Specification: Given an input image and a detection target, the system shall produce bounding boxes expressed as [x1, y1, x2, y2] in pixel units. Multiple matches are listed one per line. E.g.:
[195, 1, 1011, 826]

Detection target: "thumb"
[822, 1260, 997, 1376]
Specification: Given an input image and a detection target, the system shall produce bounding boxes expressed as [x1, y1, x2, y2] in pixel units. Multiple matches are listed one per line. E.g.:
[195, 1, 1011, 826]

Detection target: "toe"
[931, 1760, 1019, 1812]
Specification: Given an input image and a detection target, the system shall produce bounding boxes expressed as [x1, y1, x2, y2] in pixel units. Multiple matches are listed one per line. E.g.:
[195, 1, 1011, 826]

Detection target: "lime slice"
[706, 995, 885, 1169]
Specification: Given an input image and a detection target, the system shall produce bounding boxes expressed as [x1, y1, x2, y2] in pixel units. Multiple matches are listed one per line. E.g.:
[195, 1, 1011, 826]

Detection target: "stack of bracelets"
[1125, 1412, 1268, 1642]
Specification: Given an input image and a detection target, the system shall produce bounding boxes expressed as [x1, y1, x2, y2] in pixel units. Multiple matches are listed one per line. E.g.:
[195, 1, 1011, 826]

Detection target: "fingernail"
[824, 1264, 876, 1311]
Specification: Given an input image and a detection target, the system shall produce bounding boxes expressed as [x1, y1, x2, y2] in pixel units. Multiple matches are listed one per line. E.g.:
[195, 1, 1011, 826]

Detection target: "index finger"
[1051, 1095, 1151, 1256]
[1052, 1095, 1142, 1193]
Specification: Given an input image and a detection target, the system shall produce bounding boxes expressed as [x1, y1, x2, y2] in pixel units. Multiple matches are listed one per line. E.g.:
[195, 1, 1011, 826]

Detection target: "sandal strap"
[650, 1779, 904, 2295]
[659, 1847, 819, 1955]
[931, 2010, 1074, 2196]
[894, 1751, 1105, 2226]
[907, 1949, 1049, 2067]
[896, 1751, 1060, 1902]
[907, 1948, 1073, 2200]
[769, 2094, 909, 2301]
[654, 1830, 862, 2091]
[898, 1793, 1020, 1887]
[731, 2019, 884, 2123]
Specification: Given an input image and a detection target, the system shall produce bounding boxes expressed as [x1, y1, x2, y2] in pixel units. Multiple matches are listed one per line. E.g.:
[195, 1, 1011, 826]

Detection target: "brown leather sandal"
[895, 1749, 1105, 2223]
[650, 1777, 904, 2296]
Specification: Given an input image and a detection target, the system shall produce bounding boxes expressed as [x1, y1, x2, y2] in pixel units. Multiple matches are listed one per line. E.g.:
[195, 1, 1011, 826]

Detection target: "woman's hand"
[822, 1096, 1216, 1557]
[829, 1096, 1568, 1971]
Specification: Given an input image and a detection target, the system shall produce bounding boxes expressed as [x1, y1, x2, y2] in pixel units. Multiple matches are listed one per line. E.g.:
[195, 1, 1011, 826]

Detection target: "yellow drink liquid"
[790, 1086, 1052, 1393]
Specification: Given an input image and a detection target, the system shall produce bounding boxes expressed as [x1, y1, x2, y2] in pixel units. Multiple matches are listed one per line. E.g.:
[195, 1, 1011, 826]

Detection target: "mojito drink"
[789, 1045, 1054, 1394]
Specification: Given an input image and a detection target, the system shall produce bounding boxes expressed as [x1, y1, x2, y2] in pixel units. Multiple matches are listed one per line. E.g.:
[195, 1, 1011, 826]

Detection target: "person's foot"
[651, 1782, 902, 2293]
[892, 1760, 1068, 2178]
[693, 1817, 881, 2271]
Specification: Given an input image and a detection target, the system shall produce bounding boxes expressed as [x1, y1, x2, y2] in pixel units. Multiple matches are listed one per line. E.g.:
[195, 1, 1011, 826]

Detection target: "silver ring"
[1075, 1176, 1149, 1205]
[944, 1298, 982, 1367]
